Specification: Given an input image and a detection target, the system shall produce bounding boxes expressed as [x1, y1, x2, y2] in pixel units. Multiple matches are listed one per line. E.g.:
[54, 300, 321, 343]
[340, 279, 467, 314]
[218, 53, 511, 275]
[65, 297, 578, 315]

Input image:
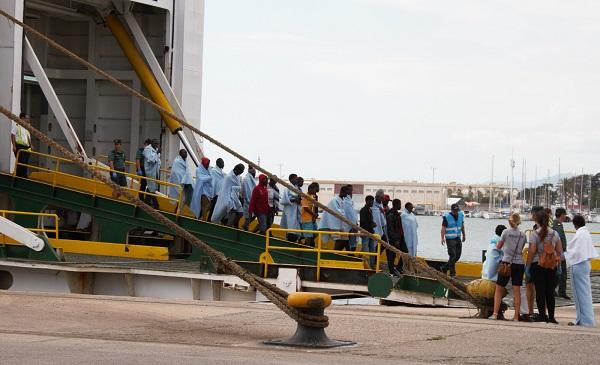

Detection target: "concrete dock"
[0, 291, 598, 364]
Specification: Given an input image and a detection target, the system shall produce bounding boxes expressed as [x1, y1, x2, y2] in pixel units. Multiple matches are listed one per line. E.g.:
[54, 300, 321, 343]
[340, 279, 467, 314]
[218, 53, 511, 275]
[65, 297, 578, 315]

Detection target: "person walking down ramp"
[280, 174, 302, 242]
[241, 166, 257, 231]
[210, 164, 244, 227]
[401, 202, 419, 257]
[248, 174, 270, 235]
[168, 149, 193, 206]
[143, 139, 161, 208]
[440, 203, 466, 276]
[190, 157, 214, 220]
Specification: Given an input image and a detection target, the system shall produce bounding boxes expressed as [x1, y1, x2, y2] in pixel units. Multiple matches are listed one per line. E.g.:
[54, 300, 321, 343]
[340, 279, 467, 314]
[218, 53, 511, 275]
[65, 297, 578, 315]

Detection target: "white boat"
[482, 211, 502, 219]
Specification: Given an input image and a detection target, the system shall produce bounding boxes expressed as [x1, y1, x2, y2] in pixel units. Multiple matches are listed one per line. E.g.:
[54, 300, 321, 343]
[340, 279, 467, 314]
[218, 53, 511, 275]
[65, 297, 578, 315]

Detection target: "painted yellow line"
[2, 238, 169, 261]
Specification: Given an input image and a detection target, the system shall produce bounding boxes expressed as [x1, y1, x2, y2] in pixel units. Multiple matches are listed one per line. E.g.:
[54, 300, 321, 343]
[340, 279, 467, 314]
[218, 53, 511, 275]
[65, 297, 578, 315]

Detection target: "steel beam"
[121, 10, 204, 163]
[23, 37, 87, 158]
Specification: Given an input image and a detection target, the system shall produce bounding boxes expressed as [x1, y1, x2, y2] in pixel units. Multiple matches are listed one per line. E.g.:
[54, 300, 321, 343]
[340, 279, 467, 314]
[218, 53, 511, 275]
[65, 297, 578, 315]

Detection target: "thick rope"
[0, 9, 484, 309]
[0, 107, 327, 328]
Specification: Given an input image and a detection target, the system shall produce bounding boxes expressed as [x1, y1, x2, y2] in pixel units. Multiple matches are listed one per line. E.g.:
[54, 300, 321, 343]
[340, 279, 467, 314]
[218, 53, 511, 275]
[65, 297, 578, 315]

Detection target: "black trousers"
[15, 144, 30, 178]
[556, 260, 568, 295]
[386, 237, 408, 273]
[533, 265, 557, 319]
[334, 240, 351, 251]
[441, 238, 462, 275]
[137, 169, 147, 200]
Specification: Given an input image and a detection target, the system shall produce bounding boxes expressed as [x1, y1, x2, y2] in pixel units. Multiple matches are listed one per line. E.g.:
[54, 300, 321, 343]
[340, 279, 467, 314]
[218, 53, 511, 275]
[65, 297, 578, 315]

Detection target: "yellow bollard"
[264, 292, 354, 348]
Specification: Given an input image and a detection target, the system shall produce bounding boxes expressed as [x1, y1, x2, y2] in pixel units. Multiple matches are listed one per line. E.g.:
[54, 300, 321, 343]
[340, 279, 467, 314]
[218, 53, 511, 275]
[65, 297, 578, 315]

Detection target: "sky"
[200, 0, 600, 184]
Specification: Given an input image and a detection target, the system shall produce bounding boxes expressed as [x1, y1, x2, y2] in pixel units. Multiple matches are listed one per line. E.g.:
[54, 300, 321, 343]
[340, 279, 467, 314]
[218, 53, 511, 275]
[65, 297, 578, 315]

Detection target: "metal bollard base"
[264, 324, 355, 348]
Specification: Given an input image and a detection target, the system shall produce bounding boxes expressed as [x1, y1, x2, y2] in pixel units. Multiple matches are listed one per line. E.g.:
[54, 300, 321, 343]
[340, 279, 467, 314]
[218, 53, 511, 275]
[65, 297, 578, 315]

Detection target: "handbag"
[497, 232, 524, 277]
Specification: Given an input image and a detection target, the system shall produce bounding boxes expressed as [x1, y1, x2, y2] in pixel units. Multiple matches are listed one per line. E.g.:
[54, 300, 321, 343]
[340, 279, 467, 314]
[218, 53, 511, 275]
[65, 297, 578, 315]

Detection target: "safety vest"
[444, 211, 464, 240]
[15, 125, 30, 147]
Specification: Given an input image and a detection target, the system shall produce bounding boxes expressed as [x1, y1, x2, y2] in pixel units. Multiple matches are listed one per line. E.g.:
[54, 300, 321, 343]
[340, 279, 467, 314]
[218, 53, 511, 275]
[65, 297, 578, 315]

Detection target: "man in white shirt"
[11, 113, 32, 178]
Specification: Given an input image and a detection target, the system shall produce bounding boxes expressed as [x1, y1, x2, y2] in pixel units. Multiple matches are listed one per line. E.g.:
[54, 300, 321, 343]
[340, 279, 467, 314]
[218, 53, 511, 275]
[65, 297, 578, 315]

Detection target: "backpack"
[538, 232, 558, 269]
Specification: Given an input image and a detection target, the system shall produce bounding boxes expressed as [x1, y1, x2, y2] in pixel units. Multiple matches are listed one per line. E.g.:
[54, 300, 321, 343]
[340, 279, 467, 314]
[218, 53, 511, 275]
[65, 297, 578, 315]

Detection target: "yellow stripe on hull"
[2, 238, 169, 261]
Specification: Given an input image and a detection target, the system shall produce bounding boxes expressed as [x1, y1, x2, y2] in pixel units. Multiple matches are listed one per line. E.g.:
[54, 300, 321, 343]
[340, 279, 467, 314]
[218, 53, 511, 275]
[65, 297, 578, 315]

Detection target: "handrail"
[0, 210, 59, 242]
[263, 228, 381, 282]
[14, 149, 187, 216]
[97, 154, 171, 176]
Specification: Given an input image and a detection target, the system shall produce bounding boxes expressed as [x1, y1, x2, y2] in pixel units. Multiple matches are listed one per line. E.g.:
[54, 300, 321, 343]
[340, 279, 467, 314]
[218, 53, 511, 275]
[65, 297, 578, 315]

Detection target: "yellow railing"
[14, 150, 186, 216]
[0, 210, 59, 244]
[97, 154, 171, 179]
[263, 228, 381, 281]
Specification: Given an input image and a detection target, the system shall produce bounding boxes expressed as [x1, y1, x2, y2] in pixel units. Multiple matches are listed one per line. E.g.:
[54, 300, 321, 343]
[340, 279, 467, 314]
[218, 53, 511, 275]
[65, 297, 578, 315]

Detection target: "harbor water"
[413, 216, 600, 262]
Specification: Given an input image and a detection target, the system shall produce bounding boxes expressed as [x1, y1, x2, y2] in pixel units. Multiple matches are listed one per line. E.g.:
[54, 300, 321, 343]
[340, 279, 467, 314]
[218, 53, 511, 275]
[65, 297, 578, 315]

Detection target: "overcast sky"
[200, 0, 600, 184]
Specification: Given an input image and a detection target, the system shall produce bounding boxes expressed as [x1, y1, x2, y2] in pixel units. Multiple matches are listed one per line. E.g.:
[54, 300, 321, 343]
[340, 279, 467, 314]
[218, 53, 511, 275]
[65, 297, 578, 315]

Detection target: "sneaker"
[547, 318, 559, 324]
[531, 313, 545, 322]
[519, 315, 533, 322]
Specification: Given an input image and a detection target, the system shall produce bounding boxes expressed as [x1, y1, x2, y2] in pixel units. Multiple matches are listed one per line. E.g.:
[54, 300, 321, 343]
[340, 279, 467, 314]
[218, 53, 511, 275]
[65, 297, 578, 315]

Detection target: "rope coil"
[0, 8, 486, 312]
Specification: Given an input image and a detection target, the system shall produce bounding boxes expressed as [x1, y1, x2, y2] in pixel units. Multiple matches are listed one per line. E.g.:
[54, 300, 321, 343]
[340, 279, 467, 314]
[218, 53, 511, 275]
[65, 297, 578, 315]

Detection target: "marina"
[0, 1, 599, 363]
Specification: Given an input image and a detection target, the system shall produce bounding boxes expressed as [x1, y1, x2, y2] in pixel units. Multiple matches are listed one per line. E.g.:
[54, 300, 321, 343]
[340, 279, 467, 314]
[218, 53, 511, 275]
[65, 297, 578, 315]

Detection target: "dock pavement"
[0, 291, 598, 365]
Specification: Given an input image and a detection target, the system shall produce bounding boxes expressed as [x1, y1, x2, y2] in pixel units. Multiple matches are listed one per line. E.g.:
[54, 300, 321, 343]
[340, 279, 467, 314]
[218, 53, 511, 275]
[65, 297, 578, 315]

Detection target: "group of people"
[166, 155, 280, 235]
[164, 156, 421, 272]
[482, 206, 598, 326]
[314, 185, 420, 272]
[107, 138, 162, 207]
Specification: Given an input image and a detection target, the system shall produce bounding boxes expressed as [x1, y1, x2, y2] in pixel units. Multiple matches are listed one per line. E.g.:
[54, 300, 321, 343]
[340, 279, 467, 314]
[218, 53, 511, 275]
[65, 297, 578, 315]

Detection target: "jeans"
[386, 237, 408, 273]
[570, 260, 596, 326]
[442, 238, 462, 275]
[361, 237, 377, 268]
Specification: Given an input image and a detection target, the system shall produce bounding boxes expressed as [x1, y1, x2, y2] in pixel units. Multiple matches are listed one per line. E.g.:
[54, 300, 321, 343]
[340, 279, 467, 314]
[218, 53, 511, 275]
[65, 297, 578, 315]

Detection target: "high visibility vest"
[444, 211, 464, 239]
[15, 125, 30, 147]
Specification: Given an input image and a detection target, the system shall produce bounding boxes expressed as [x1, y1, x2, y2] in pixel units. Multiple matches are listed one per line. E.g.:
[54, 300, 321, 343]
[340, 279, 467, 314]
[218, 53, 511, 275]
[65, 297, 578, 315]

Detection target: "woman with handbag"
[526, 210, 562, 324]
[491, 214, 527, 321]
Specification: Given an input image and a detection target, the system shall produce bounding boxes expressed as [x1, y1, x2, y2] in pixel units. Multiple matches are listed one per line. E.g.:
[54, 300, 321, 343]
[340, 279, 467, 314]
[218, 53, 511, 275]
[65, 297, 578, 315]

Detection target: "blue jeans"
[361, 237, 377, 268]
[570, 260, 596, 326]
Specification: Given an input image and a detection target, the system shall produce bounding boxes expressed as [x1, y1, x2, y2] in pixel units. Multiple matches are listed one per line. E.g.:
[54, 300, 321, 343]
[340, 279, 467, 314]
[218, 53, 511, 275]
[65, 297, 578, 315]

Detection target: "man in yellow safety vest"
[11, 113, 32, 178]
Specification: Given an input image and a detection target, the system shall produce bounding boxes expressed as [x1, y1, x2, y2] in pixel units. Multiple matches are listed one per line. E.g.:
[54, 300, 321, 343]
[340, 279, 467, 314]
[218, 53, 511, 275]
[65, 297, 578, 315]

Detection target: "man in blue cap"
[440, 203, 466, 276]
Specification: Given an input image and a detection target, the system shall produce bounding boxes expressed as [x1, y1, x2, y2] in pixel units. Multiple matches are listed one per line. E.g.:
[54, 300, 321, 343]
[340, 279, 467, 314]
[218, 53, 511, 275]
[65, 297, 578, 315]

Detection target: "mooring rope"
[0, 107, 329, 328]
[0, 9, 486, 310]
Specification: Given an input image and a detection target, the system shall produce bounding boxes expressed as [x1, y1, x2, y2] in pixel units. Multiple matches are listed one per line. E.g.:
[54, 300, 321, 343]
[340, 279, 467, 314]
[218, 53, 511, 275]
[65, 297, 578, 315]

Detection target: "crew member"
[440, 203, 466, 276]
[11, 113, 33, 178]
[108, 139, 127, 198]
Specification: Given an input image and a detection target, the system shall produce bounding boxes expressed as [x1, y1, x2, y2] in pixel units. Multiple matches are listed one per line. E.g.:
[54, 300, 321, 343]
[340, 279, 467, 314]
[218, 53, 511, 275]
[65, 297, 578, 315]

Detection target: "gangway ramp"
[0, 171, 365, 281]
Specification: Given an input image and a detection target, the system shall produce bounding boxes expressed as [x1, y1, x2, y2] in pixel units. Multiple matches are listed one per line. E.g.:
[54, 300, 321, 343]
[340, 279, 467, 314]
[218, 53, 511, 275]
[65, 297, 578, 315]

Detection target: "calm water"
[414, 216, 600, 262]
